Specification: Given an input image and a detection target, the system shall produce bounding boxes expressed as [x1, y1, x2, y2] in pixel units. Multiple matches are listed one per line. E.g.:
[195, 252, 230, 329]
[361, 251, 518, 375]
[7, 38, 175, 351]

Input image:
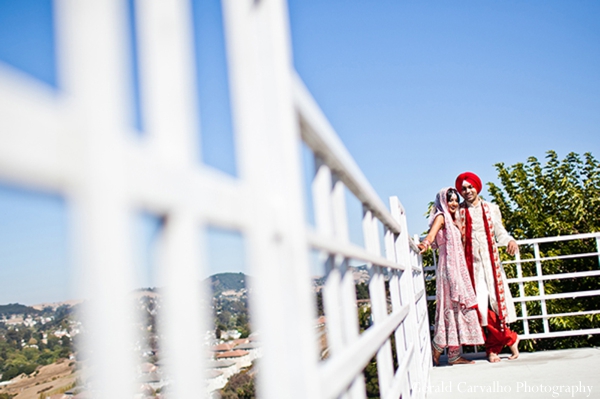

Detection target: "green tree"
[38, 349, 58, 365]
[355, 283, 370, 300]
[363, 357, 379, 399]
[220, 369, 255, 399]
[488, 151, 600, 350]
[357, 306, 372, 333]
[21, 347, 39, 362]
[488, 151, 600, 238]
[2, 352, 37, 381]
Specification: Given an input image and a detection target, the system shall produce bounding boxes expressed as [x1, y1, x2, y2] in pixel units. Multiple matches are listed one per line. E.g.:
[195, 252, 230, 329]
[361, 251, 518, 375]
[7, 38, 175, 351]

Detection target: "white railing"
[425, 232, 600, 342]
[0, 1, 431, 399]
[505, 232, 600, 340]
[296, 75, 431, 399]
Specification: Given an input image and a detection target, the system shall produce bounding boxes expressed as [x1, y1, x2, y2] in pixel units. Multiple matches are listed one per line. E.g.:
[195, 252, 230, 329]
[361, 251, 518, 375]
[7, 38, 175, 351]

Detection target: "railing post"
[222, 1, 322, 397]
[533, 243, 550, 334]
[385, 229, 411, 398]
[362, 208, 394, 398]
[312, 157, 344, 358]
[390, 196, 428, 399]
[515, 250, 530, 336]
[312, 157, 366, 399]
[596, 237, 600, 268]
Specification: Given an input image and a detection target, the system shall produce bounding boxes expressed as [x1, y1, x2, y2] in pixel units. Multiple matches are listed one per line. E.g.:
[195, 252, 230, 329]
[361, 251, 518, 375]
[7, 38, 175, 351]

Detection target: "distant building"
[230, 338, 249, 347]
[210, 343, 234, 353]
[206, 370, 227, 393]
[215, 350, 251, 369]
[234, 342, 261, 362]
[206, 359, 237, 380]
[220, 330, 241, 340]
[54, 329, 70, 338]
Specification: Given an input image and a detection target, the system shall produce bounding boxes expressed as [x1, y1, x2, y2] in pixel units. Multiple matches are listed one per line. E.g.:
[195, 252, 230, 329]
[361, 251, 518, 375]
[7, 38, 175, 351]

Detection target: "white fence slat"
[516, 231, 600, 245]
[516, 309, 600, 320]
[135, 0, 197, 166]
[507, 269, 600, 283]
[362, 208, 393, 397]
[514, 251, 530, 335]
[511, 289, 600, 302]
[0, 68, 68, 191]
[596, 237, 600, 267]
[503, 251, 600, 264]
[389, 269, 411, 398]
[158, 213, 206, 399]
[340, 258, 368, 399]
[332, 176, 350, 242]
[383, 343, 415, 399]
[1, 1, 434, 398]
[312, 157, 335, 237]
[222, 1, 322, 398]
[390, 197, 429, 399]
[322, 258, 345, 357]
[520, 328, 600, 340]
[293, 73, 403, 236]
[307, 232, 408, 270]
[319, 306, 409, 399]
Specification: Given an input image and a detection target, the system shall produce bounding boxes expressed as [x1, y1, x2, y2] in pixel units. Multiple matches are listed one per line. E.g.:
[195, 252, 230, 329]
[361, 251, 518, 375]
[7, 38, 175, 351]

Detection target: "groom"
[455, 172, 520, 362]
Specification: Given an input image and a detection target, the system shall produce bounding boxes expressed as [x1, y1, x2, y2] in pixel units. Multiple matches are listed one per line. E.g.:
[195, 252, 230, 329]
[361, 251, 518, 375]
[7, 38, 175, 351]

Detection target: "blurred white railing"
[0, 0, 431, 398]
[425, 232, 600, 342]
[296, 74, 431, 399]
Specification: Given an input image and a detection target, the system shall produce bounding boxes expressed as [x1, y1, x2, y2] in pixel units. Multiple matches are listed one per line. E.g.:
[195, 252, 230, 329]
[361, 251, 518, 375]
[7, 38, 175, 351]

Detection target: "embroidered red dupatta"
[461, 202, 509, 331]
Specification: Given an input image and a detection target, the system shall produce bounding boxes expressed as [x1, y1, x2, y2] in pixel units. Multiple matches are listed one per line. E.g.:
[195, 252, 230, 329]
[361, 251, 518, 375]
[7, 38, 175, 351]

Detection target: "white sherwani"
[465, 200, 517, 326]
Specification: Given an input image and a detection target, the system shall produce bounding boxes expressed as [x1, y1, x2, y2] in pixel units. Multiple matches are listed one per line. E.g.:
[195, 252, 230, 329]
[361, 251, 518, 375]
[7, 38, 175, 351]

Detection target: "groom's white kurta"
[464, 201, 517, 326]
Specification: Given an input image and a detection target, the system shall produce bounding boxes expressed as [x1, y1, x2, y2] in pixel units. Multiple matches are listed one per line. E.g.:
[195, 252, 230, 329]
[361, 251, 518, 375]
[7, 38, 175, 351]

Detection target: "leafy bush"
[489, 151, 600, 350]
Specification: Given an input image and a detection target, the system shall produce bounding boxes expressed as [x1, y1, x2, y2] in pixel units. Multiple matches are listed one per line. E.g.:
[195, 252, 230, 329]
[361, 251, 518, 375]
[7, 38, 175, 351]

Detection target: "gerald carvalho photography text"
[419, 380, 595, 397]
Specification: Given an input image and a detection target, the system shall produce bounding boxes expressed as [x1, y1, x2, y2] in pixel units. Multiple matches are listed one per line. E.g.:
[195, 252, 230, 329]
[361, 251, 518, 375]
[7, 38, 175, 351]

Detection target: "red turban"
[455, 172, 482, 194]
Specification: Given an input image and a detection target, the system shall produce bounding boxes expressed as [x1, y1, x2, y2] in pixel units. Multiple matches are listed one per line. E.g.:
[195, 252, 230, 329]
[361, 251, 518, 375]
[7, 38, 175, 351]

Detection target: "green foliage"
[2, 362, 37, 381]
[355, 283, 370, 300]
[0, 304, 40, 317]
[0, 336, 71, 381]
[363, 357, 379, 399]
[220, 368, 255, 399]
[488, 151, 600, 238]
[213, 297, 251, 338]
[488, 151, 600, 350]
[357, 306, 372, 333]
[209, 273, 252, 339]
[0, 307, 75, 381]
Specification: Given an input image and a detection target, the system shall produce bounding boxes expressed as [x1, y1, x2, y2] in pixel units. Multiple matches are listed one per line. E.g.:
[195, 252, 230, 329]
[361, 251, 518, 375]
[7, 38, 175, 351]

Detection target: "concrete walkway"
[425, 347, 600, 399]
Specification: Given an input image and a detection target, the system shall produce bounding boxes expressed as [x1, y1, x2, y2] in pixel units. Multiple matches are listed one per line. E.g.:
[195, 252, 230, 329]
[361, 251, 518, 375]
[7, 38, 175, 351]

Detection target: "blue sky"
[0, 0, 599, 304]
[288, 0, 600, 233]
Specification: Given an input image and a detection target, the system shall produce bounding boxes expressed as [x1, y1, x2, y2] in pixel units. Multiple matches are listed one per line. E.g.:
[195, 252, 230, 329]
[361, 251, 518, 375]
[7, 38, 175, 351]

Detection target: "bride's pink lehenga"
[430, 188, 484, 364]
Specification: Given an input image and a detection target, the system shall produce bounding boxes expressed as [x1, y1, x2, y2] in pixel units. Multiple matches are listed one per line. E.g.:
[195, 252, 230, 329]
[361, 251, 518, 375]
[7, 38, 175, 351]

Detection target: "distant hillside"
[312, 264, 370, 290]
[31, 299, 83, 311]
[205, 272, 248, 295]
[0, 303, 41, 316]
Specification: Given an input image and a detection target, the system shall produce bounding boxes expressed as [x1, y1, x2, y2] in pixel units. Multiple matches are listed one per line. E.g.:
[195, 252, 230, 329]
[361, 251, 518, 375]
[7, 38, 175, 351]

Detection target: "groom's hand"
[507, 240, 519, 256]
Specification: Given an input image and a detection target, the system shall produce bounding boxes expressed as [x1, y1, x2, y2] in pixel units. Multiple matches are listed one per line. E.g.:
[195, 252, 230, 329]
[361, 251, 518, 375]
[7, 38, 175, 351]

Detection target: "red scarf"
[461, 202, 508, 331]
